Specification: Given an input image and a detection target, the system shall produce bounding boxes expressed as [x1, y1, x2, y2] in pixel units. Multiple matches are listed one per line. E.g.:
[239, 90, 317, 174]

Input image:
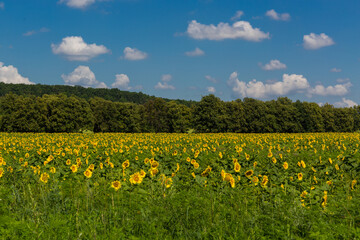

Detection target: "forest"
[0, 83, 359, 133]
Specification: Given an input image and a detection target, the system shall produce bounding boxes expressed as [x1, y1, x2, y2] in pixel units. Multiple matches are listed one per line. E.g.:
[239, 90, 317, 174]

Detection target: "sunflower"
[272, 157, 277, 164]
[88, 164, 95, 171]
[111, 180, 121, 191]
[351, 179, 357, 190]
[234, 162, 241, 172]
[130, 172, 143, 184]
[151, 161, 159, 169]
[122, 160, 130, 169]
[150, 168, 158, 177]
[301, 160, 306, 168]
[70, 165, 78, 173]
[66, 159, 71, 165]
[50, 167, 56, 174]
[245, 170, 254, 178]
[230, 177, 235, 188]
[283, 162, 288, 170]
[140, 169, 146, 178]
[40, 172, 50, 183]
[0, 168, 4, 178]
[165, 178, 173, 188]
[298, 172, 303, 181]
[261, 175, 268, 187]
[193, 162, 200, 169]
[84, 169, 93, 178]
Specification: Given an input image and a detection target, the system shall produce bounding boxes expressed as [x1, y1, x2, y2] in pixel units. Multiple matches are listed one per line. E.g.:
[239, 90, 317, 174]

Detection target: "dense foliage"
[0, 92, 359, 133]
[0, 133, 359, 239]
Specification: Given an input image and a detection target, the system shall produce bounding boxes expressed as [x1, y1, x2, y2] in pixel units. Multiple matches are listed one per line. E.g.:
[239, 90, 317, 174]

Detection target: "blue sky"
[0, 0, 359, 106]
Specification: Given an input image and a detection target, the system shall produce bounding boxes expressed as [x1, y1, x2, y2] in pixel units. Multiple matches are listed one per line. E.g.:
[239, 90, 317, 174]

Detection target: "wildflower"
[272, 157, 277, 164]
[150, 168, 158, 177]
[111, 181, 121, 191]
[267, 151, 273, 158]
[66, 159, 71, 165]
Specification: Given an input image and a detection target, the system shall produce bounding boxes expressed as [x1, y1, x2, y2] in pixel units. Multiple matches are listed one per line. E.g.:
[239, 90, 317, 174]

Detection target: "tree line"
[0, 93, 359, 133]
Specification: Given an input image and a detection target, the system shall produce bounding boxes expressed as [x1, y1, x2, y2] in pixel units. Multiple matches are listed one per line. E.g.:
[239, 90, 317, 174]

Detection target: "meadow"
[0, 132, 359, 239]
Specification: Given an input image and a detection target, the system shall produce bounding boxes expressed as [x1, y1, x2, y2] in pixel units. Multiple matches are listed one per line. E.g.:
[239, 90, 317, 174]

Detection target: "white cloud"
[0, 62, 34, 85]
[51, 36, 109, 61]
[261, 59, 287, 71]
[334, 98, 358, 108]
[187, 20, 269, 42]
[207, 86, 216, 93]
[303, 33, 335, 50]
[231, 10, 244, 21]
[185, 47, 205, 57]
[155, 74, 175, 90]
[61, 66, 107, 88]
[111, 74, 131, 90]
[336, 78, 350, 83]
[155, 82, 175, 90]
[309, 82, 351, 96]
[228, 72, 310, 98]
[123, 47, 148, 61]
[205, 75, 217, 83]
[59, 0, 96, 9]
[161, 74, 172, 82]
[330, 68, 342, 73]
[23, 27, 50, 37]
[265, 9, 290, 21]
[0, 2, 4, 9]
[229, 71, 352, 99]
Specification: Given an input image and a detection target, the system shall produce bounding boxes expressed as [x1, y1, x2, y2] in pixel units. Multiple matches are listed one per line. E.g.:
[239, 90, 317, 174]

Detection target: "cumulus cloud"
[155, 74, 175, 90]
[51, 36, 109, 61]
[228, 72, 309, 98]
[309, 82, 351, 96]
[207, 86, 216, 93]
[231, 10, 244, 21]
[334, 98, 358, 108]
[228, 71, 352, 99]
[161, 74, 172, 82]
[123, 47, 148, 61]
[265, 9, 290, 21]
[0, 62, 34, 84]
[111, 74, 131, 90]
[330, 68, 342, 73]
[59, 0, 96, 9]
[261, 59, 287, 71]
[303, 33, 335, 50]
[23, 27, 50, 37]
[205, 75, 217, 83]
[185, 47, 205, 57]
[61, 66, 107, 88]
[187, 20, 269, 41]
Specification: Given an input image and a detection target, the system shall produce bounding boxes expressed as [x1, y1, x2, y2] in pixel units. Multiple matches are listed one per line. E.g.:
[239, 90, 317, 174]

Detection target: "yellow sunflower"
[111, 180, 121, 191]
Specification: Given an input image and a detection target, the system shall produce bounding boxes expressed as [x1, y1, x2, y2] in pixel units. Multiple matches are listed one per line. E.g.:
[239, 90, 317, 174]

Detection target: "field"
[0, 132, 359, 239]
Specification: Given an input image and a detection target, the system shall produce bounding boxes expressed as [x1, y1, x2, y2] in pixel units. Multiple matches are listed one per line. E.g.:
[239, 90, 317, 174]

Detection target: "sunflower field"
[0, 132, 359, 239]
